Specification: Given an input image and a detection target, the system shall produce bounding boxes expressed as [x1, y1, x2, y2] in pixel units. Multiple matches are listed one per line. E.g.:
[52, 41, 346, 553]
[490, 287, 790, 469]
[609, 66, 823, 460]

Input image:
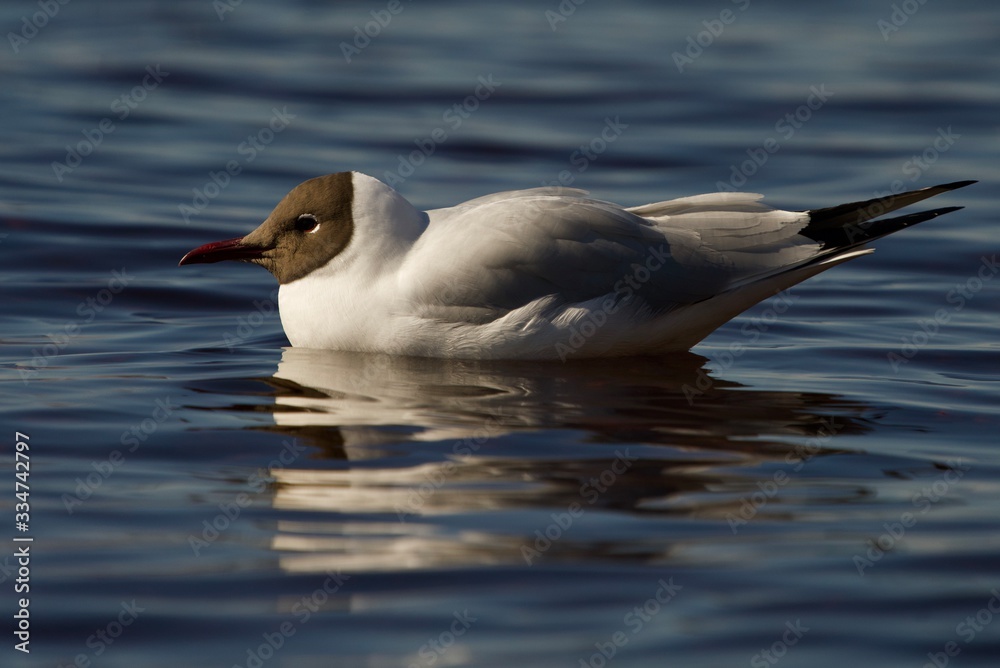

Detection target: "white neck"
[342, 172, 426, 274]
[277, 173, 427, 350]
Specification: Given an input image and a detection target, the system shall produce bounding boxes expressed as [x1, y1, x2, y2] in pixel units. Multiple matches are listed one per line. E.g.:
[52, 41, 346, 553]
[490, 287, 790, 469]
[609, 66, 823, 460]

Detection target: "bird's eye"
[295, 214, 321, 234]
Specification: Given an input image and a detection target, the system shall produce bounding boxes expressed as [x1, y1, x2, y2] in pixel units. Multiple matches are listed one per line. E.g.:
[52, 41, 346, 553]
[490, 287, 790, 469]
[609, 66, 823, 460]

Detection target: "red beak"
[178, 237, 266, 266]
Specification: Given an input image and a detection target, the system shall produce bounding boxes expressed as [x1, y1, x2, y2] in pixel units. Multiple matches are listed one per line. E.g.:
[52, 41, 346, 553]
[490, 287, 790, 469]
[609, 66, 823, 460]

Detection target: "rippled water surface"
[3, 1, 1000, 666]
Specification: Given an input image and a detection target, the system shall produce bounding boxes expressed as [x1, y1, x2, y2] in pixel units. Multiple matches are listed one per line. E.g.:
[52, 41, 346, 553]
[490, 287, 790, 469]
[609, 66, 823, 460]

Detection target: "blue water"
[3, 1, 1000, 666]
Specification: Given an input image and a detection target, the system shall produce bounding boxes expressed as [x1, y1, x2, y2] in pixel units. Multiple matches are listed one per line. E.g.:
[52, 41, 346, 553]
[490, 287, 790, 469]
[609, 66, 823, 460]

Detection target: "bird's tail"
[659, 180, 977, 350]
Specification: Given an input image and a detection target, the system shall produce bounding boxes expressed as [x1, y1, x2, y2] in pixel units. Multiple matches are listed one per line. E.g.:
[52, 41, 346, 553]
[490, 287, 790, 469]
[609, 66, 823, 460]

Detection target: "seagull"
[179, 173, 974, 360]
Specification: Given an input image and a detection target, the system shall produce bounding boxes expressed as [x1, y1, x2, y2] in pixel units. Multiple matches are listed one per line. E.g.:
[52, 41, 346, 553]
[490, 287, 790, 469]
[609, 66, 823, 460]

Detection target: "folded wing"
[396, 181, 974, 325]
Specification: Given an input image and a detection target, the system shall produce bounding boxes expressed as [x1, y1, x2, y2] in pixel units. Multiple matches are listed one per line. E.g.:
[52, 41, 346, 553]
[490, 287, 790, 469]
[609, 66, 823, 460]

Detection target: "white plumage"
[179, 172, 973, 359]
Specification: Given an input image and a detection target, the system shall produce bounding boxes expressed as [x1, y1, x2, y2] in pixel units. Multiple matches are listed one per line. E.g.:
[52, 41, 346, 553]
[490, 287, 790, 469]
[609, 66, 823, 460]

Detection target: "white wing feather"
[397, 189, 820, 324]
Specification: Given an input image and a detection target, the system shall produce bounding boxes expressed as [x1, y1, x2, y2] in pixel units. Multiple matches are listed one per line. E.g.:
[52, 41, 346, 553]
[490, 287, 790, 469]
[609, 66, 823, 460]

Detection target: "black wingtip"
[936, 180, 978, 190]
[922, 179, 979, 192]
[884, 205, 965, 230]
[801, 180, 975, 249]
[852, 205, 965, 245]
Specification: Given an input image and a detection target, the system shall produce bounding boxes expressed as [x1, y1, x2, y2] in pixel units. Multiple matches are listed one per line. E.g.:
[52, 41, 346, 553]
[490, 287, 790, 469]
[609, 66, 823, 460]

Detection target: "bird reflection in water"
[235, 348, 874, 574]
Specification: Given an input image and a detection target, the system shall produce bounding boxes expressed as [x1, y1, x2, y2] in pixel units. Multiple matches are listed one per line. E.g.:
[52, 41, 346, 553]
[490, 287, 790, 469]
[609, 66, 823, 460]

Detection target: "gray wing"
[397, 189, 814, 323]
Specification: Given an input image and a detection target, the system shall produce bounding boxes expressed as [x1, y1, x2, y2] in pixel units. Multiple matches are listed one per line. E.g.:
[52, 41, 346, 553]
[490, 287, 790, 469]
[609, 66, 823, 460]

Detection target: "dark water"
[3, 1, 1000, 666]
